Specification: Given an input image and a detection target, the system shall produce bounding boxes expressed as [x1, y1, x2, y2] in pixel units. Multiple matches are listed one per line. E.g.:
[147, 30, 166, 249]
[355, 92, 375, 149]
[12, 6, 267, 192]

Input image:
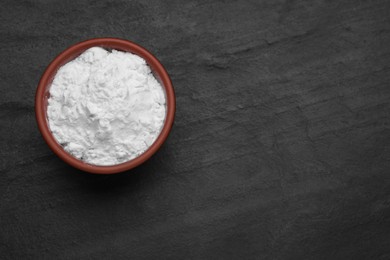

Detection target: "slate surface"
[1, 0, 390, 259]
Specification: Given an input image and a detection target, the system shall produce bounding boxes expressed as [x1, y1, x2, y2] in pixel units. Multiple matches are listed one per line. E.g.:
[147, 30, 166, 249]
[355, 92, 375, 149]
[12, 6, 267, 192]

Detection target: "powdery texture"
[47, 47, 166, 166]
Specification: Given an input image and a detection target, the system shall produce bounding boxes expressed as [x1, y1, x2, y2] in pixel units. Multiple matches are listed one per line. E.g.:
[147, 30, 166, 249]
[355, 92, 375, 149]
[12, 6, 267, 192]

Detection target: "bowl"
[35, 38, 175, 174]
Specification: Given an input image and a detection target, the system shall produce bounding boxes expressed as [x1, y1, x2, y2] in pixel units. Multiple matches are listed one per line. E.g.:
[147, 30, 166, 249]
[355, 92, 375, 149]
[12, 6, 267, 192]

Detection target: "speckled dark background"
[1, 0, 390, 259]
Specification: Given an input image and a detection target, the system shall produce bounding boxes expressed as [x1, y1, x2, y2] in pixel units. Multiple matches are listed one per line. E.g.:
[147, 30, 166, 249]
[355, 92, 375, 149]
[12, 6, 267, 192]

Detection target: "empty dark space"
[1, 0, 390, 259]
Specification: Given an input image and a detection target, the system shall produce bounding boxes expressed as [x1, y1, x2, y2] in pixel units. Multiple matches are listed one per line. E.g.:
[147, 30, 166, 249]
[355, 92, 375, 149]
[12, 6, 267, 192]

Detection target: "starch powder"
[47, 47, 166, 166]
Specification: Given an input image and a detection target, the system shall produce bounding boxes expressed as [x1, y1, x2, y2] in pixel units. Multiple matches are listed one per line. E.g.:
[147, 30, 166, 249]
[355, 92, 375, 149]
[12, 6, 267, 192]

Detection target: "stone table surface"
[1, 0, 390, 259]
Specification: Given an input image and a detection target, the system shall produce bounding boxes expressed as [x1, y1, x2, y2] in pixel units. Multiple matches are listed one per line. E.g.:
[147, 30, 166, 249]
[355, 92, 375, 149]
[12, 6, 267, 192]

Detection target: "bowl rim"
[35, 38, 175, 174]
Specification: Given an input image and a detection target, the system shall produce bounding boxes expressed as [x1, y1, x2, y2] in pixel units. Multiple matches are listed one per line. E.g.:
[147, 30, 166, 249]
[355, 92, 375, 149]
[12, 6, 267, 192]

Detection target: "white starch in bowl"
[47, 47, 167, 166]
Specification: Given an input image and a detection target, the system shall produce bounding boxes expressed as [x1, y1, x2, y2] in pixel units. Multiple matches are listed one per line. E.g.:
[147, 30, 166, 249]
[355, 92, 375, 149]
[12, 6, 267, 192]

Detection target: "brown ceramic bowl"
[35, 38, 175, 174]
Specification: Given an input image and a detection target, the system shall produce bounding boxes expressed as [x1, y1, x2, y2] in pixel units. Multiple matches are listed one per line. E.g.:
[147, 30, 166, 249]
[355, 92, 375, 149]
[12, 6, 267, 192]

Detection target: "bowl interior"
[36, 38, 175, 174]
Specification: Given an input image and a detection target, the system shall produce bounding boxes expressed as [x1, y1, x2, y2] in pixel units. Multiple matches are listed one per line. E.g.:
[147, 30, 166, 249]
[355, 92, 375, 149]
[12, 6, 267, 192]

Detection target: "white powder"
[47, 47, 166, 166]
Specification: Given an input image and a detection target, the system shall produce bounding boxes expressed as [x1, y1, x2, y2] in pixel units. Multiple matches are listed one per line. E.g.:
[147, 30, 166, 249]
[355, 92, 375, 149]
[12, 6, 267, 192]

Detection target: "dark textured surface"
[1, 0, 390, 259]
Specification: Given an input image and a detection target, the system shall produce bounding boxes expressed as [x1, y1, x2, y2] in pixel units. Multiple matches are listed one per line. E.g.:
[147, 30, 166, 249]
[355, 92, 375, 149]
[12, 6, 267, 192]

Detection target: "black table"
[1, 0, 390, 259]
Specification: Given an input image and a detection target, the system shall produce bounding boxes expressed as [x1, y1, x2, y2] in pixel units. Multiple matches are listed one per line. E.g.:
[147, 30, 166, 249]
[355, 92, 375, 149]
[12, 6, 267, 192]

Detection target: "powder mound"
[47, 47, 166, 166]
